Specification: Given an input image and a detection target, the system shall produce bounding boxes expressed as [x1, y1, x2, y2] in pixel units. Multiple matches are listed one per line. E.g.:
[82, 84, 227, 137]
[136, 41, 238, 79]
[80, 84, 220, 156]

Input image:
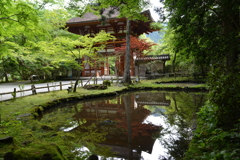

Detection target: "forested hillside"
[145, 31, 163, 43]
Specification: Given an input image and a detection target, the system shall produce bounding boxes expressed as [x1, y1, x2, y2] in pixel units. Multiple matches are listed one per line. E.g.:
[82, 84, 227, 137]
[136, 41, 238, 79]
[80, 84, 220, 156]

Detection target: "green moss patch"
[14, 142, 66, 160]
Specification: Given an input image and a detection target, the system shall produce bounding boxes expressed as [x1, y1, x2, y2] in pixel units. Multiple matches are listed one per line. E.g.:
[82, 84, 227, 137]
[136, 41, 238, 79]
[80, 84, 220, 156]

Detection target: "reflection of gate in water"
[135, 92, 171, 107]
[73, 92, 170, 159]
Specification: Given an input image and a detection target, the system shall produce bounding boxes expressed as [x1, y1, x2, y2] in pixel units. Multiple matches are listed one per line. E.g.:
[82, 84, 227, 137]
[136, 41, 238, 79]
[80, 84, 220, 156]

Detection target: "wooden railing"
[0, 79, 104, 101]
[0, 82, 75, 101]
[0, 72, 194, 101]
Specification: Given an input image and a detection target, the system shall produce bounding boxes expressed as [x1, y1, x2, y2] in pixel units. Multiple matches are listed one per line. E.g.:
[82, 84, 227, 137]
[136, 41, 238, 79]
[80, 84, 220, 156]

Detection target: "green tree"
[156, 0, 240, 159]
[0, 1, 68, 81]
[0, 0, 39, 81]
[157, 25, 196, 74]
[160, 0, 240, 127]
[26, 8, 72, 80]
[6, 6, 71, 81]
[41, 30, 115, 92]
[0, 0, 38, 40]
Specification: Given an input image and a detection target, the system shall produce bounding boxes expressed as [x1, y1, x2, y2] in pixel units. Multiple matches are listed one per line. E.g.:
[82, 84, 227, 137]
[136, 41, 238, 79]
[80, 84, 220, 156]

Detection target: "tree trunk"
[172, 52, 177, 73]
[222, 4, 239, 73]
[137, 63, 140, 81]
[73, 69, 81, 92]
[122, 19, 132, 84]
[200, 63, 205, 78]
[74, 58, 83, 92]
[4, 72, 9, 82]
[215, 5, 240, 129]
[123, 94, 133, 160]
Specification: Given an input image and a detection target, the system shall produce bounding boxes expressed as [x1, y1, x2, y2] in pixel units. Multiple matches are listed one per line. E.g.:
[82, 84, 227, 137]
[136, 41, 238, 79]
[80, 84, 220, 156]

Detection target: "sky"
[55, 0, 164, 22]
[148, 0, 164, 22]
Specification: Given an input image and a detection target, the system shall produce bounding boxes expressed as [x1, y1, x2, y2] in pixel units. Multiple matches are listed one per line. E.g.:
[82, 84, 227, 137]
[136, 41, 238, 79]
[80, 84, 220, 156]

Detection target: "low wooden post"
[31, 85, 37, 95]
[67, 87, 72, 93]
[31, 85, 34, 94]
[80, 80, 83, 86]
[13, 88, 16, 98]
[60, 82, 62, 90]
[47, 84, 50, 92]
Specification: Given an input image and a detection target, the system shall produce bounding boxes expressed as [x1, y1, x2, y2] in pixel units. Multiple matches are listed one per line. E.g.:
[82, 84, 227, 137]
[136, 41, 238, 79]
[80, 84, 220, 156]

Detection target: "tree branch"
[0, 13, 27, 21]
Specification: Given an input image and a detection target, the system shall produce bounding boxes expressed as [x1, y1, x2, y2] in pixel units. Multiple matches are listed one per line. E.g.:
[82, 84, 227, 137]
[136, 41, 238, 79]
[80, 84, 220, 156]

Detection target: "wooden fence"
[0, 72, 192, 101]
[0, 78, 108, 101]
[0, 82, 75, 100]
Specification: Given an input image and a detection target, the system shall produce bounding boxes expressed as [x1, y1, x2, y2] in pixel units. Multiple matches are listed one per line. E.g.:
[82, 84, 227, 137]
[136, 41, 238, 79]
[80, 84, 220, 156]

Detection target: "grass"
[131, 77, 207, 89]
[0, 85, 126, 121]
[25, 79, 59, 84]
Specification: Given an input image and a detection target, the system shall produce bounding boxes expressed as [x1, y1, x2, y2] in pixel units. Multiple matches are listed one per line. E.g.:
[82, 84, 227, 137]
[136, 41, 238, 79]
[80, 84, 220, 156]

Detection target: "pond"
[39, 91, 207, 160]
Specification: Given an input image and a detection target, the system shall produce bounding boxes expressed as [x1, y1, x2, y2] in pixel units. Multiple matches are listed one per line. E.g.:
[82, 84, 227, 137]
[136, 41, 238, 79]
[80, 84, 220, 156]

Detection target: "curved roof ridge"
[67, 7, 120, 24]
[67, 8, 154, 24]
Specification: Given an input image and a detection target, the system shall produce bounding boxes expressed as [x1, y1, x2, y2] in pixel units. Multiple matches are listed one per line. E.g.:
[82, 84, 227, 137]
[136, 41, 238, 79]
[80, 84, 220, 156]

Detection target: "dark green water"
[40, 91, 207, 160]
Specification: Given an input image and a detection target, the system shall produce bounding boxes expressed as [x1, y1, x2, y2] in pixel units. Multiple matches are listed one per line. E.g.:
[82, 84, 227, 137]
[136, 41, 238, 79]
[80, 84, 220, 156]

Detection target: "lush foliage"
[0, 0, 38, 81]
[157, 25, 196, 74]
[0, 0, 71, 82]
[41, 30, 115, 91]
[0, 0, 116, 83]
[157, 0, 240, 159]
[185, 102, 240, 160]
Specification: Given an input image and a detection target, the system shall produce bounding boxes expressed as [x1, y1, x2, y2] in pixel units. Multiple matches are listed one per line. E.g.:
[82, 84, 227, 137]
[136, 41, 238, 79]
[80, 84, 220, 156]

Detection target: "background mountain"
[145, 31, 164, 43]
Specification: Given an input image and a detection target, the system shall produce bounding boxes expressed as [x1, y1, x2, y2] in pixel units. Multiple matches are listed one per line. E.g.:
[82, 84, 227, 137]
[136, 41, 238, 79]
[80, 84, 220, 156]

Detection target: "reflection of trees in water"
[159, 120, 191, 160]
[39, 103, 114, 158]
[72, 104, 114, 158]
[74, 92, 162, 160]
[135, 91, 169, 105]
[156, 92, 206, 160]
[37, 91, 206, 159]
[71, 91, 206, 160]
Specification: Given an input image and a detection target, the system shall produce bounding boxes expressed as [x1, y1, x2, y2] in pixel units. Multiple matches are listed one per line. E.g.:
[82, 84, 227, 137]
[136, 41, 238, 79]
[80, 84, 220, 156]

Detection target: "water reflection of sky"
[64, 114, 171, 159]
[74, 114, 179, 160]
[72, 114, 180, 160]
[143, 115, 175, 160]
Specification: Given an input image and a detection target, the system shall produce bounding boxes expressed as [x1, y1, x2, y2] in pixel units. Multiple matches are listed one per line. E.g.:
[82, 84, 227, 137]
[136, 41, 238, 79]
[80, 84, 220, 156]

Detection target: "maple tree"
[115, 36, 156, 57]
[114, 36, 156, 78]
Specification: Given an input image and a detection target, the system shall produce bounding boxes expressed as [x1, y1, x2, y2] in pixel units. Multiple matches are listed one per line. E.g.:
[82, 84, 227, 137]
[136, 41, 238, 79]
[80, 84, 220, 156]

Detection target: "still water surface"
[41, 91, 207, 160]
